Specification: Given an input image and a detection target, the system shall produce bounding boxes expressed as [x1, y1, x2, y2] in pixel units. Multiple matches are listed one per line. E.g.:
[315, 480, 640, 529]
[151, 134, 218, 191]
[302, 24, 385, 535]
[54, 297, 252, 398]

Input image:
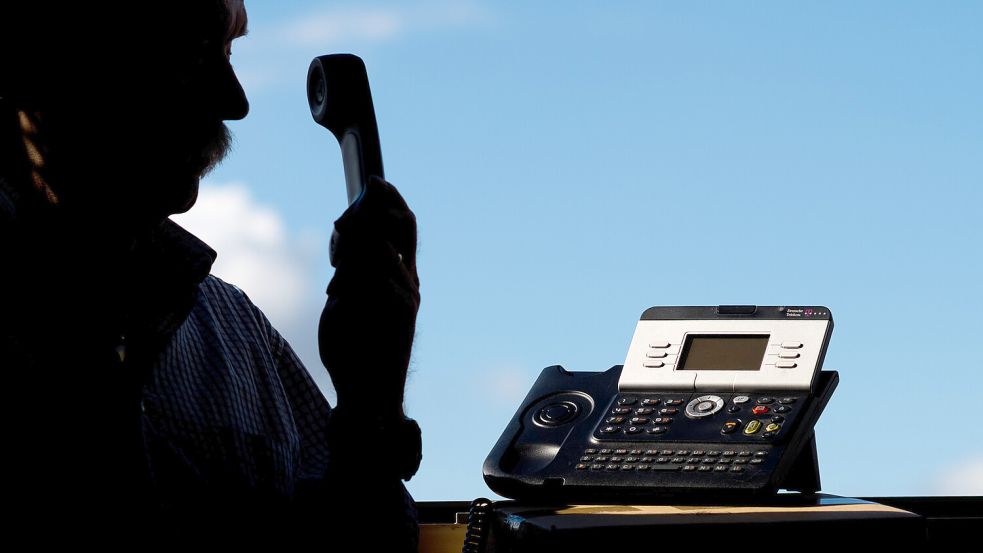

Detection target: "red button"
[752, 405, 770, 415]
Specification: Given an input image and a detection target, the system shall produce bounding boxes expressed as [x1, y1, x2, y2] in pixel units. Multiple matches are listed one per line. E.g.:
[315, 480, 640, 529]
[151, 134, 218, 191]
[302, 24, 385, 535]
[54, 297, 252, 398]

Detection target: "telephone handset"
[307, 54, 385, 267]
[307, 55, 423, 482]
[483, 306, 838, 502]
[307, 54, 384, 205]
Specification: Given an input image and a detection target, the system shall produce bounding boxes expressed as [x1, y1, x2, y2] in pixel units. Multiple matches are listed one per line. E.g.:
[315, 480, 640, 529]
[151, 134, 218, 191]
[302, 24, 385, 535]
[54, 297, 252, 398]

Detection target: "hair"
[1, 1, 234, 105]
[0, 1, 238, 212]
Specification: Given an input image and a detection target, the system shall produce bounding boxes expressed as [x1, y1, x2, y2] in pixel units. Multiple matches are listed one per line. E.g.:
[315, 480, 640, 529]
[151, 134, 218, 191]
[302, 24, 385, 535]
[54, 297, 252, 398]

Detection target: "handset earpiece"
[307, 54, 384, 206]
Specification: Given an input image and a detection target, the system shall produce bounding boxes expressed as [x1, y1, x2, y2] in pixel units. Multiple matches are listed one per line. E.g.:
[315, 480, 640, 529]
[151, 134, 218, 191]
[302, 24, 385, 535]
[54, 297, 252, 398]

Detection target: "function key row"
[617, 397, 686, 407]
[734, 396, 797, 405]
[623, 396, 797, 408]
[599, 425, 669, 436]
[576, 463, 750, 474]
[609, 408, 678, 418]
[584, 448, 769, 458]
[721, 418, 785, 438]
[580, 456, 766, 466]
[605, 416, 676, 425]
[726, 404, 792, 415]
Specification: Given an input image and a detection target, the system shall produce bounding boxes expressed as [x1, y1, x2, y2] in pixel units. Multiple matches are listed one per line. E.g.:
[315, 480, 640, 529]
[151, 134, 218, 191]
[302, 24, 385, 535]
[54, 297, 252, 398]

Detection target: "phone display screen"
[678, 334, 769, 370]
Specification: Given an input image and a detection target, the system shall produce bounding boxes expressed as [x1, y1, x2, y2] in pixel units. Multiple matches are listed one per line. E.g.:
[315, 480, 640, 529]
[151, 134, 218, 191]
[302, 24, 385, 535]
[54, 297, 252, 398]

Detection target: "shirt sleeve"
[264, 322, 334, 482]
[243, 296, 419, 551]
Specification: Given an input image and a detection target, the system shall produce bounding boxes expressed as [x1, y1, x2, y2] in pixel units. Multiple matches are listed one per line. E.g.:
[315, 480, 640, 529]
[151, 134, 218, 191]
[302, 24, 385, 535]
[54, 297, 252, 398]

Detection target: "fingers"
[320, 178, 420, 409]
[328, 176, 419, 308]
[332, 176, 418, 276]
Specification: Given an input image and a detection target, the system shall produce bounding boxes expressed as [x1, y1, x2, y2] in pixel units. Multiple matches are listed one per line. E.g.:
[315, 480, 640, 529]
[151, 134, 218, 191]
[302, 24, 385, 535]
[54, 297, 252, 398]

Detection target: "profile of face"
[10, 0, 250, 225]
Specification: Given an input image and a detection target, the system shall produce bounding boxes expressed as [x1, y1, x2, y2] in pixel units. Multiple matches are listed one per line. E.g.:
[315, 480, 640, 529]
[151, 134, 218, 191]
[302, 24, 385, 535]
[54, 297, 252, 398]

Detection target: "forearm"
[307, 176, 421, 548]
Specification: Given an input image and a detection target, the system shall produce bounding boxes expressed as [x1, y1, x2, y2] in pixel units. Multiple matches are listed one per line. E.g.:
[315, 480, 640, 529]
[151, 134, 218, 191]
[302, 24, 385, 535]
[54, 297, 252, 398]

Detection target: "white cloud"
[172, 182, 338, 402]
[281, 7, 405, 47]
[171, 182, 321, 329]
[276, 1, 492, 48]
[932, 457, 983, 495]
[479, 365, 533, 405]
[232, 1, 494, 94]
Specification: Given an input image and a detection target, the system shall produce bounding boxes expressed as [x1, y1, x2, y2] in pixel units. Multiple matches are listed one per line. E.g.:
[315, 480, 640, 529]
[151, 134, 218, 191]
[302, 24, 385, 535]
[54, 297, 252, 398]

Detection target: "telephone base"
[483, 366, 838, 503]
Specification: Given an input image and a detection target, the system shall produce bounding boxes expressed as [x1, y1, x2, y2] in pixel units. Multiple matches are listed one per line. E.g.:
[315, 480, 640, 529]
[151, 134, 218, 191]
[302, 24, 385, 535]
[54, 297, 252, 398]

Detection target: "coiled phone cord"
[461, 497, 493, 553]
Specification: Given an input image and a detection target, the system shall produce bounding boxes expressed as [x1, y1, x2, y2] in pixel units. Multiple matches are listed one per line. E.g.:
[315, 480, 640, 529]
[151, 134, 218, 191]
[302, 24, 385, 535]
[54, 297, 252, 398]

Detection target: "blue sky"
[174, 0, 982, 500]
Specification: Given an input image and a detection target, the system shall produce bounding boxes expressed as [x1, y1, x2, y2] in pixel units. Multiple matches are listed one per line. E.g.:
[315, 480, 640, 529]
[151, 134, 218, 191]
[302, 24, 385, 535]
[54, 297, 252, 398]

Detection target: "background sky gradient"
[173, 0, 982, 500]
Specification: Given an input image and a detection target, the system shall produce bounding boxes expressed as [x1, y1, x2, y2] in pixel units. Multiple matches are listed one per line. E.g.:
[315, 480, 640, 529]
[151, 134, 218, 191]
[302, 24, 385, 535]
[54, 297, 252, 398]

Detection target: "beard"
[28, 115, 235, 225]
[90, 119, 235, 220]
[167, 121, 233, 215]
[187, 121, 232, 182]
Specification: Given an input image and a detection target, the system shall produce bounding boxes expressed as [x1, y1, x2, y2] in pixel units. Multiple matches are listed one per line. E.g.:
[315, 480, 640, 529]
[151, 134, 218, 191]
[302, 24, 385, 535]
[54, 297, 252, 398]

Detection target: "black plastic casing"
[483, 306, 838, 503]
[307, 54, 384, 204]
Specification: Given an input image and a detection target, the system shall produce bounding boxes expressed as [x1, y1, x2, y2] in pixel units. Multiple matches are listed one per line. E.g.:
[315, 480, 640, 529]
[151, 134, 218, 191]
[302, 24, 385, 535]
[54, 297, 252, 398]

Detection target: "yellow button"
[765, 423, 782, 433]
[744, 420, 762, 435]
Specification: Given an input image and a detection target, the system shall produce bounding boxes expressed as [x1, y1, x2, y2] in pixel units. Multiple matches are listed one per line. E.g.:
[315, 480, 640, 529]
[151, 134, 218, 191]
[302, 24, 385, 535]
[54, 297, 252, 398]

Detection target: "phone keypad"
[594, 392, 804, 442]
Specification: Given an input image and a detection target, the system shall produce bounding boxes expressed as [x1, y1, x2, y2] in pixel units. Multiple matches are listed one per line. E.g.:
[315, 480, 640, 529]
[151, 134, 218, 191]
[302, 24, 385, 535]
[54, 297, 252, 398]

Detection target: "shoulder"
[189, 274, 279, 345]
[199, 273, 250, 303]
[196, 274, 264, 320]
[190, 275, 312, 370]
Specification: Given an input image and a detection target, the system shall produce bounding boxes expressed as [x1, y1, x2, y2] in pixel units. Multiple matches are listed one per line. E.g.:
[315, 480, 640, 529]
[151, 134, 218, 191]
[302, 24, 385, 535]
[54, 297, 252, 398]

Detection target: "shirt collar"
[1, 175, 217, 289]
[1, 176, 218, 354]
[145, 218, 218, 290]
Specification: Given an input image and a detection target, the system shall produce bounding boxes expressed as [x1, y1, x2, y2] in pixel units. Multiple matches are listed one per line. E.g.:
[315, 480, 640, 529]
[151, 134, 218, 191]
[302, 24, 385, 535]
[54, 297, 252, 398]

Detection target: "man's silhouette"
[1, 1, 421, 549]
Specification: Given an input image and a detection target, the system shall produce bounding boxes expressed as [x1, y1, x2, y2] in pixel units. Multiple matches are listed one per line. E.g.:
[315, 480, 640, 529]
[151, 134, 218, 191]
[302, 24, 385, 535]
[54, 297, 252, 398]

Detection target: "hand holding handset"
[309, 55, 422, 482]
[307, 54, 384, 265]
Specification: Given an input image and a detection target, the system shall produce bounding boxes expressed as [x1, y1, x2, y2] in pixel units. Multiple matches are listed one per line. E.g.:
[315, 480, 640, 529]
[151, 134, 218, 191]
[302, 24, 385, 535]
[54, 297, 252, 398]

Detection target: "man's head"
[1, 0, 249, 227]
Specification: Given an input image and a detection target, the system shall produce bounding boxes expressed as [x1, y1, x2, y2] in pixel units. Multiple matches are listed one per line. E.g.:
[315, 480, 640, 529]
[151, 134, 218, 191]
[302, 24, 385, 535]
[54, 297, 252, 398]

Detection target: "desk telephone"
[483, 305, 838, 501]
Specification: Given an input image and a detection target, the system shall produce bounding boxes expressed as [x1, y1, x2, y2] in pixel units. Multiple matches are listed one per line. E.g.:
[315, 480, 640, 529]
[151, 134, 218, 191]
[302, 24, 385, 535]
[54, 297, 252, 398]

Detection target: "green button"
[744, 420, 762, 435]
[765, 423, 782, 433]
